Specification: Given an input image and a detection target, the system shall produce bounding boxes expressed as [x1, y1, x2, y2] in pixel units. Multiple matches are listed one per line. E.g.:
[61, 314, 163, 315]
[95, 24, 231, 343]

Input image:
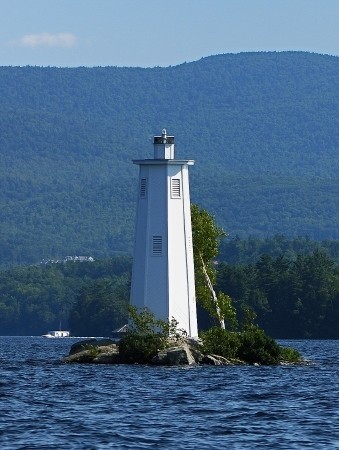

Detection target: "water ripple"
[0, 338, 338, 449]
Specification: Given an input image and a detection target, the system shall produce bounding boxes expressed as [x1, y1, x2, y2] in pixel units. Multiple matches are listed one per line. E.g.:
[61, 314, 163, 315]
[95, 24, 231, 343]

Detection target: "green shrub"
[118, 306, 185, 364]
[200, 327, 241, 359]
[237, 326, 282, 365]
[279, 346, 301, 363]
[118, 333, 166, 364]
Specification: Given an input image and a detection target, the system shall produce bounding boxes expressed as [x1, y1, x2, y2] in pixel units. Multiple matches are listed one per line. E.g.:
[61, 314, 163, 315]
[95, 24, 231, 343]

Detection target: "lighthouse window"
[152, 235, 162, 256]
[171, 178, 181, 198]
[140, 178, 147, 198]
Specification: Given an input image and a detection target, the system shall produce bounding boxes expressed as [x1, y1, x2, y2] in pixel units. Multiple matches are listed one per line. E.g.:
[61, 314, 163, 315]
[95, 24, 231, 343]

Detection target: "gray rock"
[92, 349, 120, 364]
[68, 338, 117, 356]
[152, 344, 197, 366]
[63, 336, 248, 366]
[63, 341, 119, 364]
[201, 354, 232, 365]
[201, 354, 247, 365]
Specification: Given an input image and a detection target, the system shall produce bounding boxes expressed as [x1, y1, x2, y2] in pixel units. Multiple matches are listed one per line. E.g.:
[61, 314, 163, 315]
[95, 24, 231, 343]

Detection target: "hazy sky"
[1, 0, 338, 67]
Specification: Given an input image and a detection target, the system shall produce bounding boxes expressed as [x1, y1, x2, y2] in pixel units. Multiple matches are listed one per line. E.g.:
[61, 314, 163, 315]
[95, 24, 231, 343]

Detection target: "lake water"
[0, 337, 338, 449]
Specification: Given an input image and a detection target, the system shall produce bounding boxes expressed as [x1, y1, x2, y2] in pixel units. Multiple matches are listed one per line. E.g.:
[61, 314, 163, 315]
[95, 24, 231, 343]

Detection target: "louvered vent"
[140, 178, 147, 198]
[152, 235, 162, 256]
[171, 178, 181, 198]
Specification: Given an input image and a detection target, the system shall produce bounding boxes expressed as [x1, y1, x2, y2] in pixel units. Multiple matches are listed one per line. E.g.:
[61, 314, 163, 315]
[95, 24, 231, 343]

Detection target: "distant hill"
[0, 51, 338, 267]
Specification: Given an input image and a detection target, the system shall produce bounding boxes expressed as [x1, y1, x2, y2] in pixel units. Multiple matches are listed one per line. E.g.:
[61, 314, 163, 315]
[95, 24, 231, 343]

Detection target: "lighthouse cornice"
[132, 159, 195, 166]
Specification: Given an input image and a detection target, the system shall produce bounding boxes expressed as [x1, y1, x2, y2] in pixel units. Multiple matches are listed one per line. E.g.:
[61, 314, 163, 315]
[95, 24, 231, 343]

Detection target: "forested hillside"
[217, 251, 339, 339]
[0, 257, 131, 336]
[0, 52, 338, 267]
[0, 239, 338, 338]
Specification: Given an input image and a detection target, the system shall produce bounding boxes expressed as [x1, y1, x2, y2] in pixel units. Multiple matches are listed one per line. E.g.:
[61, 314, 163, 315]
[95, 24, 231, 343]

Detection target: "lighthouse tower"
[130, 129, 198, 337]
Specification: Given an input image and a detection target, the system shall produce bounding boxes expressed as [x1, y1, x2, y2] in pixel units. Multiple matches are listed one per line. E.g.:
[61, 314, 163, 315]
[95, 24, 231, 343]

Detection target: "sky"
[0, 0, 338, 68]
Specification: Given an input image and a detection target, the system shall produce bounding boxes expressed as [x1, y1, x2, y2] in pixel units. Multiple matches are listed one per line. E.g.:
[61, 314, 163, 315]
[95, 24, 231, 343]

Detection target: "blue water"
[0, 338, 338, 449]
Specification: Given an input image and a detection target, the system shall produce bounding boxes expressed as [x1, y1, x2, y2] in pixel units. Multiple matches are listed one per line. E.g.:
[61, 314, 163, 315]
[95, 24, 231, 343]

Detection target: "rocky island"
[62, 324, 303, 367]
[63, 337, 244, 366]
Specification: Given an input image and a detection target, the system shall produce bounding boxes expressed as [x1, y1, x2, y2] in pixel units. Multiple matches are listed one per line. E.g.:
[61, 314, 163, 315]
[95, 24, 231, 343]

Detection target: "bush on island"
[237, 326, 281, 365]
[119, 306, 301, 365]
[118, 306, 187, 364]
[119, 333, 165, 364]
[200, 325, 301, 365]
[200, 326, 241, 359]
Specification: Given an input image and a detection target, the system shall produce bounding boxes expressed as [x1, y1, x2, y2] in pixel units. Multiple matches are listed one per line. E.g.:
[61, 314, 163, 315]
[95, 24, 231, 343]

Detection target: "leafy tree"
[118, 306, 186, 364]
[191, 204, 237, 329]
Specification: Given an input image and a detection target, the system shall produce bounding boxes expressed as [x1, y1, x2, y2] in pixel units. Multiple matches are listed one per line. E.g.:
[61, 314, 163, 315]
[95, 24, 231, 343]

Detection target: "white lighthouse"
[130, 129, 198, 337]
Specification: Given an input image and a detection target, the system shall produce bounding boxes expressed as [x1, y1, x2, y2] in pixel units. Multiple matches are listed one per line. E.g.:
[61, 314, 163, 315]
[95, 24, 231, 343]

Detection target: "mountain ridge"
[0, 51, 338, 267]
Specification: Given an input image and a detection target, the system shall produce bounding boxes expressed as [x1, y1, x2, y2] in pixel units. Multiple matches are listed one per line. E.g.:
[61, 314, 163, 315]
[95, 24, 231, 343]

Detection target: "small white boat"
[42, 330, 70, 338]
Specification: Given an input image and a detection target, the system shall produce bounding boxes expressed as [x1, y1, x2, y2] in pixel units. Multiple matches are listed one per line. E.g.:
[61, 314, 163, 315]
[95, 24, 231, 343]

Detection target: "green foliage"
[0, 256, 131, 335]
[191, 203, 233, 327]
[220, 235, 339, 265]
[191, 203, 224, 302]
[191, 204, 226, 264]
[127, 305, 163, 335]
[0, 52, 338, 267]
[0, 239, 338, 338]
[279, 346, 301, 363]
[68, 277, 129, 337]
[216, 292, 238, 330]
[118, 333, 165, 364]
[216, 250, 339, 338]
[118, 307, 186, 364]
[241, 307, 258, 330]
[200, 325, 302, 365]
[200, 327, 241, 359]
[237, 326, 281, 365]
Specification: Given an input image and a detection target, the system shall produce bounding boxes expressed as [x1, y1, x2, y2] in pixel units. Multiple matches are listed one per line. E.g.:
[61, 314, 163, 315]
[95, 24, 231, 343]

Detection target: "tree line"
[0, 257, 131, 336]
[0, 235, 338, 338]
[216, 251, 339, 338]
